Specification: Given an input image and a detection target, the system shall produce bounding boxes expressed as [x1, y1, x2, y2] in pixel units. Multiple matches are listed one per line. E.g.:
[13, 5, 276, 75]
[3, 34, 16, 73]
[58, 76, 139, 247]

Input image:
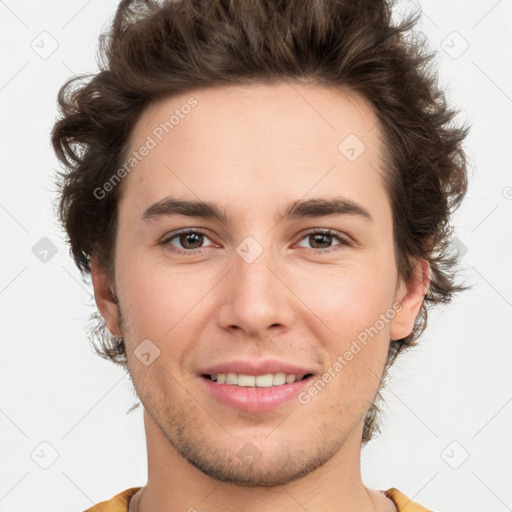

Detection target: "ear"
[90, 256, 123, 337]
[389, 258, 431, 341]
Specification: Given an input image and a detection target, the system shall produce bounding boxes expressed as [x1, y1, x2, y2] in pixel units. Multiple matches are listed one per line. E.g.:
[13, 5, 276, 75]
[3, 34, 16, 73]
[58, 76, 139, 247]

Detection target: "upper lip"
[199, 359, 316, 377]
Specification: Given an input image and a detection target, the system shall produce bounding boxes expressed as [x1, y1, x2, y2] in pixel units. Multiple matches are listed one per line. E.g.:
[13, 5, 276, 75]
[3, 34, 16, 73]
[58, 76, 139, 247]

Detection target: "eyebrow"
[141, 196, 373, 224]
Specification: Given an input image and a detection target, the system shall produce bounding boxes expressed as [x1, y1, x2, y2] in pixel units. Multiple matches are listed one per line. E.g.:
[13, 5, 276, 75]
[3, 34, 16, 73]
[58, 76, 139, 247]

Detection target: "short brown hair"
[51, 0, 471, 443]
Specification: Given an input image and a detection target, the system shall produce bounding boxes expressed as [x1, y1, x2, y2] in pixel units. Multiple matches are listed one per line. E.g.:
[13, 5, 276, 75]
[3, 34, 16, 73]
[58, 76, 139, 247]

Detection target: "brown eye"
[178, 232, 204, 249]
[162, 229, 215, 253]
[297, 230, 349, 252]
[308, 233, 333, 249]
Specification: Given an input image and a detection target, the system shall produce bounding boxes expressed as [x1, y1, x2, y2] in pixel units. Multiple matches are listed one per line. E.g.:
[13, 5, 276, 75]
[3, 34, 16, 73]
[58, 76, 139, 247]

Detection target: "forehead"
[119, 82, 388, 220]
[129, 82, 380, 153]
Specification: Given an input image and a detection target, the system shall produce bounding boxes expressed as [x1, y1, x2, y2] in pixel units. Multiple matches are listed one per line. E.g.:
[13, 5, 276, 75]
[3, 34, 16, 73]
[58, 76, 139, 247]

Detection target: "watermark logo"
[30, 31, 59, 60]
[236, 236, 264, 264]
[32, 237, 58, 263]
[134, 338, 161, 366]
[93, 97, 198, 200]
[31, 441, 59, 469]
[298, 302, 403, 405]
[338, 133, 366, 162]
[236, 442, 263, 467]
[440, 440, 469, 469]
[449, 236, 468, 260]
[440, 31, 469, 60]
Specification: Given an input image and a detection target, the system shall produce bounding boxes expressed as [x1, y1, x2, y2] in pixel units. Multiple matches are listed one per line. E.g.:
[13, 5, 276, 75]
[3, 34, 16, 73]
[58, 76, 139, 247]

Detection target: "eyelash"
[160, 228, 351, 255]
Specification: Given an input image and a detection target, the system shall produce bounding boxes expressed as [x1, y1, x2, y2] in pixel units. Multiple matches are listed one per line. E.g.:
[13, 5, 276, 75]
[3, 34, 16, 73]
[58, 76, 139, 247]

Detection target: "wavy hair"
[51, 0, 471, 442]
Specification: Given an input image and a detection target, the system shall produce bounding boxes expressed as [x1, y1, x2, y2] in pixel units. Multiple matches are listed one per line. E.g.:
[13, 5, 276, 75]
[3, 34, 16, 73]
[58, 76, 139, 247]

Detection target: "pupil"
[182, 233, 202, 249]
[179, 233, 332, 250]
[311, 233, 330, 248]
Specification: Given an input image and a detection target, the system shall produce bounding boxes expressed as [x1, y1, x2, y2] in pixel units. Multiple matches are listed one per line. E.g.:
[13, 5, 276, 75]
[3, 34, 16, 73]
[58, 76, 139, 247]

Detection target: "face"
[93, 82, 428, 487]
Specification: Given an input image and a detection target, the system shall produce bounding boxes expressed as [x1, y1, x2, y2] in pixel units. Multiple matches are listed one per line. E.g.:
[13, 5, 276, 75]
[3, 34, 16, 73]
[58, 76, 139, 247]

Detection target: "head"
[51, 0, 470, 480]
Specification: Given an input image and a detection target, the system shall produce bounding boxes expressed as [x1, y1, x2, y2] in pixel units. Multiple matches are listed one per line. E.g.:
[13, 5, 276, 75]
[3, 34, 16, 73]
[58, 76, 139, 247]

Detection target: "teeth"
[256, 374, 273, 387]
[238, 374, 255, 387]
[226, 373, 237, 385]
[272, 373, 286, 386]
[209, 372, 306, 387]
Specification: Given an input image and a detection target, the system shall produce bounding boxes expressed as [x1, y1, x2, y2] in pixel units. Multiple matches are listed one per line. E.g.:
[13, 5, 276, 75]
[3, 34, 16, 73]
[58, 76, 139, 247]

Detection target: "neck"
[134, 409, 395, 512]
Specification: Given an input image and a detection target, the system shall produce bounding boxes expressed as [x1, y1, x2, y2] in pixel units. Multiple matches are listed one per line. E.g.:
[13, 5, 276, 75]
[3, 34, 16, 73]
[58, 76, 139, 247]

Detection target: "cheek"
[117, 254, 214, 341]
[295, 261, 397, 342]
[293, 262, 396, 403]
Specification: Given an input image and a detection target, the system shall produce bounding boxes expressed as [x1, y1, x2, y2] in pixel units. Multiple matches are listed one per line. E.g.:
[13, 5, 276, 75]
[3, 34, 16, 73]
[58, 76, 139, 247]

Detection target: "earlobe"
[90, 256, 123, 337]
[390, 259, 431, 341]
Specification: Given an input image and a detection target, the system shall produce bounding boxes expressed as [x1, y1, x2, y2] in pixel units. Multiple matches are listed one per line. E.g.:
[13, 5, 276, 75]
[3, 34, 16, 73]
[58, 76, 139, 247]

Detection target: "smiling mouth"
[202, 373, 313, 387]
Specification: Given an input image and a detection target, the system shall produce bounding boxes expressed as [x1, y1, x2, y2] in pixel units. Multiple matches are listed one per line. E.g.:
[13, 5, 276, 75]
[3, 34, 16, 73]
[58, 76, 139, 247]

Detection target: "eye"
[296, 229, 350, 252]
[161, 228, 351, 255]
[161, 229, 216, 253]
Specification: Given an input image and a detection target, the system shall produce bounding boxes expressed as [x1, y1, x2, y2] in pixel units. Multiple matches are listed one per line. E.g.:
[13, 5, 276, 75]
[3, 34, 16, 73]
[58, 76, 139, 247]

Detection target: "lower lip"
[200, 376, 313, 412]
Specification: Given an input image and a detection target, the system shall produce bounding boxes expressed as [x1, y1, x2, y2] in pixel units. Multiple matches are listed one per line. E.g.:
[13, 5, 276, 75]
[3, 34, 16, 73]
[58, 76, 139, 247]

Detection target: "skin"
[91, 82, 430, 512]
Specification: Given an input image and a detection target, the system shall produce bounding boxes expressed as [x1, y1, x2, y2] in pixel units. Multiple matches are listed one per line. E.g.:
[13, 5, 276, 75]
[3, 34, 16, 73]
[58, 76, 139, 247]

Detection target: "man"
[51, 0, 470, 510]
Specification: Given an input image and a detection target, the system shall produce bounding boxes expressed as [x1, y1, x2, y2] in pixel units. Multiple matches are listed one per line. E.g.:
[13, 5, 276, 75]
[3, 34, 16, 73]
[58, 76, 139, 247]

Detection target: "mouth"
[197, 359, 317, 411]
[202, 372, 313, 387]
[199, 372, 315, 412]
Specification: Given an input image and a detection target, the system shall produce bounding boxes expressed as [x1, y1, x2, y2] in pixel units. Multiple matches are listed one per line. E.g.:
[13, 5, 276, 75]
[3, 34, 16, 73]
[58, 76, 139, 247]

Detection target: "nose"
[216, 240, 297, 338]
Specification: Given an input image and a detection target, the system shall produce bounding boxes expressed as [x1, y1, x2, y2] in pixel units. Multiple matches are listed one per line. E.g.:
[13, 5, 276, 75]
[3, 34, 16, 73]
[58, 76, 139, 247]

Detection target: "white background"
[1, 1, 511, 511]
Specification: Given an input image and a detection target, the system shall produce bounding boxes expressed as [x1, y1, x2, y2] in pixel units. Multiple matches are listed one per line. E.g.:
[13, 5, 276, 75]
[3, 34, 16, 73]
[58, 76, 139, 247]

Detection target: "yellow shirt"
[84, 486, 433, 511]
